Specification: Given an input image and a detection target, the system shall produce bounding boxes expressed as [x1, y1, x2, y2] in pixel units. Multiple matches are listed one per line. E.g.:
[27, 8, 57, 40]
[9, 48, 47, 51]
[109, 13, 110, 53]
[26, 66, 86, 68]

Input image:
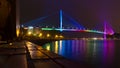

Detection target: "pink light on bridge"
[104, 21, 114, 35]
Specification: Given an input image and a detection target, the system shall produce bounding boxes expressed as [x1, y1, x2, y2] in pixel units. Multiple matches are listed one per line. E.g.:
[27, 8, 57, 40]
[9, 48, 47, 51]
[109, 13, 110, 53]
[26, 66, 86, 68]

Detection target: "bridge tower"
[60, 10, 63, 32]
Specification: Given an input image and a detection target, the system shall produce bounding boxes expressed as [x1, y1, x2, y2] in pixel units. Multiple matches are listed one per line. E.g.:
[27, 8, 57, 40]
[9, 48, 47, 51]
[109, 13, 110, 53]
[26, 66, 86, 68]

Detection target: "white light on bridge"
[92, 37, 98, 40]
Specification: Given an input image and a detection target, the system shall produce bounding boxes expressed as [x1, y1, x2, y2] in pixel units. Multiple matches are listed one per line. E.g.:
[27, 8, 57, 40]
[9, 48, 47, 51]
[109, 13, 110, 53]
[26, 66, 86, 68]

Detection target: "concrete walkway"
[0, 41, 88, 68]
[25, 41, 88, 68]
[0, 41, 27, 68]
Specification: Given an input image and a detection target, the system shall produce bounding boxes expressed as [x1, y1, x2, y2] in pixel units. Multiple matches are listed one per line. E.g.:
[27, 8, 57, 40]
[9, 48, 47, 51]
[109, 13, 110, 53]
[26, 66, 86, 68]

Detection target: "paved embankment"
[25, 41, 88, 68]
[0, 41, 27, 68]
[0, 41, 88, 68]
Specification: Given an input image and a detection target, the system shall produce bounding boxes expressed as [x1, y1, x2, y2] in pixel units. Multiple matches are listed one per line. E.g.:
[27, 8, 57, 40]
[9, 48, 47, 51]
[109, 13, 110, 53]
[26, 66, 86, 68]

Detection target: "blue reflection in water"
[42, 40, 114, 68]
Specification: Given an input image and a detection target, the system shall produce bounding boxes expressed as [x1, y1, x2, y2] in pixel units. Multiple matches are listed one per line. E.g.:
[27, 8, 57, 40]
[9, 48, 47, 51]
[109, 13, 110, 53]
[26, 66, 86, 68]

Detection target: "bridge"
[21, 10, 114, 39]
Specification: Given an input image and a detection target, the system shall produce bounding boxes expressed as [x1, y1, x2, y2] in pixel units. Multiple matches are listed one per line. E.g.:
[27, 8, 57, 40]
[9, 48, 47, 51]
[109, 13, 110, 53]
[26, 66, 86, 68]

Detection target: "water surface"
[42, 40, 120, 68]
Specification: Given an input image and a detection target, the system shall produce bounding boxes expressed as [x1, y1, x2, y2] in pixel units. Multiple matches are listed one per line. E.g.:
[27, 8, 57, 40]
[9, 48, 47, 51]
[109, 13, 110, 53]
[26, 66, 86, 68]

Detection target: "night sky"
[20, 0, 120, 32]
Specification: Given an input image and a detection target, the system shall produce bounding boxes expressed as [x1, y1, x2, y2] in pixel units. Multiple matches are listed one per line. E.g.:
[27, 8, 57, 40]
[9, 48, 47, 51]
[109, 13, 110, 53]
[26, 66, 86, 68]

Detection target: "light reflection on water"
[42, 40, 115, 68]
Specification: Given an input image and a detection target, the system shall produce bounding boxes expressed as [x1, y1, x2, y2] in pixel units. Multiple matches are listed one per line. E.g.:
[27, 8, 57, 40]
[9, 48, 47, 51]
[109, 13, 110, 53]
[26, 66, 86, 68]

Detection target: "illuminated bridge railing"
[41, 28, 104, 34]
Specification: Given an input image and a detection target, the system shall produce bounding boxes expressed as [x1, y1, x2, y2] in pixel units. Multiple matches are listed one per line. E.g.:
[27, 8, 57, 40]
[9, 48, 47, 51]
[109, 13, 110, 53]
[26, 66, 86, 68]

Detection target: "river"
[42, 39, 120, 68]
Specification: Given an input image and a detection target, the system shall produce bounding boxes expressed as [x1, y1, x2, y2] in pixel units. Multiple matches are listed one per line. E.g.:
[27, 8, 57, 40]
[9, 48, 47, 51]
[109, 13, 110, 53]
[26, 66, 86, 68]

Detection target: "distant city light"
[28, 26, 33, 29]
[47, 34, 50, 37]
[24, 27, 28, 29]
[55, 35, 58, 38]
[21, 25, 24, 27]
[16, 29, 20, 37]
[33, 34, 37, 36]
[59, 35, 64, 38]
[39, 33, 43, 37]
[9, 43, 13, 45]
[28, 31, 32, 35]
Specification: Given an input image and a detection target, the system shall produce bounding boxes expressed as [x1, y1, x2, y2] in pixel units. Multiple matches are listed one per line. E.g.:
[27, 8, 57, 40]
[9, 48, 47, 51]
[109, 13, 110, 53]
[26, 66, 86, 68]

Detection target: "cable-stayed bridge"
[22, 10, 114, 36]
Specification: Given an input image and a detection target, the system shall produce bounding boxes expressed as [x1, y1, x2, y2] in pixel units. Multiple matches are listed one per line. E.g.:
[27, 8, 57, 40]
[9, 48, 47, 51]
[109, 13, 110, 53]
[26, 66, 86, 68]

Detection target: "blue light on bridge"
[60, 10, 63, 32]
[63, 12, 85, 29]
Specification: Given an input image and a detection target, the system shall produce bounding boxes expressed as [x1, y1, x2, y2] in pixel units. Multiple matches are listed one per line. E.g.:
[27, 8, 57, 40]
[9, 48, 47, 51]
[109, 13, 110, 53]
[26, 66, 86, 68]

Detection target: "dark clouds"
[20, 0, 120, 32]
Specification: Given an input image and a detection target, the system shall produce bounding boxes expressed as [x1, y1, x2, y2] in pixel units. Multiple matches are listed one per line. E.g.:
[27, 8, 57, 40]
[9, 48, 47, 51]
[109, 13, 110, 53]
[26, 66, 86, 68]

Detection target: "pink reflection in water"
[103, 40, 114, 66]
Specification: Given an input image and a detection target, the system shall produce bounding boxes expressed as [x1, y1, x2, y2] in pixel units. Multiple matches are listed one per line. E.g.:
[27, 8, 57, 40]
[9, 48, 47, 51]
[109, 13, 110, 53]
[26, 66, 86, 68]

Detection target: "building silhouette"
[0, 0, 16, 41]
